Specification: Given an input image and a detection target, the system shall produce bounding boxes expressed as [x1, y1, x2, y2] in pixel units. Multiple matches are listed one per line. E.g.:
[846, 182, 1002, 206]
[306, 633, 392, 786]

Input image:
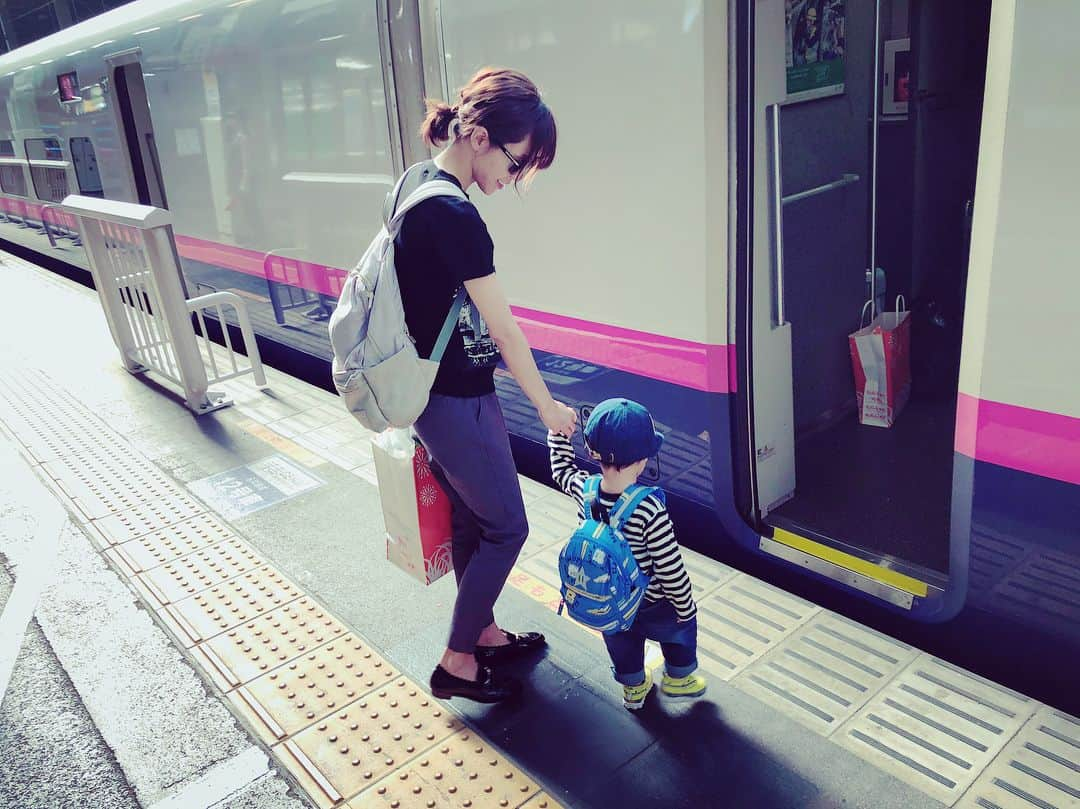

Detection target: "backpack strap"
[387, 179, 467, 234]
[380, 168, 469, 365]
[608, 483, 658, 533]
[382, 168, 413, 229]
[582, 475, 602, 520]
[429, 288, 467, 364]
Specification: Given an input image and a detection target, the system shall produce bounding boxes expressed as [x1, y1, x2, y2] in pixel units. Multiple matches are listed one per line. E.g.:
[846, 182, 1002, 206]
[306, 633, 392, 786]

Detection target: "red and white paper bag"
[848, 298, 912, 428]
[371, 429, 453, 585]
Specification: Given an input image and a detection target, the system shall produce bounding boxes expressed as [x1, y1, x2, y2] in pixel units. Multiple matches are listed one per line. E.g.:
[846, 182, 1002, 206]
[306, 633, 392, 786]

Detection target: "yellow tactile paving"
[159, 563, 304, 647]
[228, 633, 398, 744]
[132, 537, 263, 607]
[89, 495, 205, 545]
[275, 677, 463, 808]
[191, 595, 349, 690]
[347, 728, 543, 809]
[0, 365, 561, 809]
[103, 513, 239, 575]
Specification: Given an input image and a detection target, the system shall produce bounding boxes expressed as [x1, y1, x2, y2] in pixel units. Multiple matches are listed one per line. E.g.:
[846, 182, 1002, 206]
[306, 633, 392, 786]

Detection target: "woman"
[394, 68, 578, 703]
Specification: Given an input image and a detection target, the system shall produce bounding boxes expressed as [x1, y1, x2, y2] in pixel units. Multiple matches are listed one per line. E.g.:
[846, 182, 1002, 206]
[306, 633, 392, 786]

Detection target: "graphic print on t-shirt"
[458, 296, 500, 368]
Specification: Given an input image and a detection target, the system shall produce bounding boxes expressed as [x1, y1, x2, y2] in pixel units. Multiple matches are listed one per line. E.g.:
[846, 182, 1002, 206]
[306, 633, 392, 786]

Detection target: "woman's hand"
[540, 400, 577, 437]
[464, 275, 577, 434]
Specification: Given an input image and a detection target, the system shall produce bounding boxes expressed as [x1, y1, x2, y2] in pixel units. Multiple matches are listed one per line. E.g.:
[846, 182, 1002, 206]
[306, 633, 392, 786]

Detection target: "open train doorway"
[744, 1, 992, 599]
[108, 52, 168, 209]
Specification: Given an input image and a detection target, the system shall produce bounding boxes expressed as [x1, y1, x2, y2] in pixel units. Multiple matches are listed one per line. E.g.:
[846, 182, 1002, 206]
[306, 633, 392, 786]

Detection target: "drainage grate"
[694, 575, 821, 680]
[968, 532, 1031, 603]
[525, 491, 580, 529]
[991, 548, 1080, 635]
[275, 678, 462, 809]
[229, 634, 398, 744]
[956, 706, 1080, 809]
[192, 597, 348, 690]
[836, 655, 1039, 804]
[162, 565, 304, 648]
[519, 475, 554, 504]
[347, 728, 543, 809]
[518, 544, 563, 591]
[734, 613, 918, 735]
[682, 548, 739, 600]
[518, 508, 573, 557]
[133, 538, 264, 607]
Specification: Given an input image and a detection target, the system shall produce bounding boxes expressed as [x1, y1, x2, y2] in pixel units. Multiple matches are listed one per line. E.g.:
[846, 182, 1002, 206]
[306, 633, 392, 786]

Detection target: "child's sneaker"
[622, 669, 653, 710]
[661, 670, 707, 699]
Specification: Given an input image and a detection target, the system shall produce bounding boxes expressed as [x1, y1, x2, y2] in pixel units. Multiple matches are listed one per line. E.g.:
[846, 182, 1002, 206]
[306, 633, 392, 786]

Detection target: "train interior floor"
[772, 396, 957, 574]
[0, 246, 1076, 809]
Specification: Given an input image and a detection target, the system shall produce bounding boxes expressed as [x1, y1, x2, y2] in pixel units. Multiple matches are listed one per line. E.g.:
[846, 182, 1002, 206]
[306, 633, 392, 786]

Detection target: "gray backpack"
[328, 170, 468, 432]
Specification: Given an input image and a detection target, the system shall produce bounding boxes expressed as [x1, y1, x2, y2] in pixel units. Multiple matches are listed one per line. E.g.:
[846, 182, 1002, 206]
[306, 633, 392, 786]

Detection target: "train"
[0, 0, 1075, 711]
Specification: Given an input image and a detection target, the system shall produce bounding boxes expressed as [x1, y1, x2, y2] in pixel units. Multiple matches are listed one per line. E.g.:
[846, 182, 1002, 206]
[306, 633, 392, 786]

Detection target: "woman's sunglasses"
[495, 141, 525, 174]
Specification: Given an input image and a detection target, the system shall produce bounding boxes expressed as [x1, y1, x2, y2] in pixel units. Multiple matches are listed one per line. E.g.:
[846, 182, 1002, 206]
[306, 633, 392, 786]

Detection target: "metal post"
[869, 0, 882, 313]
[61, 194, 265, 414]
[767, 103, 786, 327]
[73, 215, 147, 374]
[142, 225, 228, 413]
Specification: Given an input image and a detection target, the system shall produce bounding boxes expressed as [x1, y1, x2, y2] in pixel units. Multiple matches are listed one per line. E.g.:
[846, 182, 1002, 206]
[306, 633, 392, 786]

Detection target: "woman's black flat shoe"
[475, 631, 547, 665]
[430, 665, 521, 703]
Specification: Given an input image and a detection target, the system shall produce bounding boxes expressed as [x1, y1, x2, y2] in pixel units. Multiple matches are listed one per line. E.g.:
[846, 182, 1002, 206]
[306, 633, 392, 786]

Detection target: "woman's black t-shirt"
[394, 162, 501, 398]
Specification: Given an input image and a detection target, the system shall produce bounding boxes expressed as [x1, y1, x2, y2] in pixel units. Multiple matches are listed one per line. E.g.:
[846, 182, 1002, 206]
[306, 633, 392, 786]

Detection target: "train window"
[0, 163, 28, 197]
[0, 140, 14, 158]
[70, 137, 104, 198]
[25, 138, 63, 162]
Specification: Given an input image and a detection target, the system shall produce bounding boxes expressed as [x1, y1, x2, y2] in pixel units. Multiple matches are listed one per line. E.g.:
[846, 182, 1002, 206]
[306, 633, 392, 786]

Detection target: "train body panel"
[0, 0, 1076, 706]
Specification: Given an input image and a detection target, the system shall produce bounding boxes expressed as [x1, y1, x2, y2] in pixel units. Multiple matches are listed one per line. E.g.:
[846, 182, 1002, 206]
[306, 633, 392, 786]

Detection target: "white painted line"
[146, 746, 270, 809]
[0, 508, 64, 702]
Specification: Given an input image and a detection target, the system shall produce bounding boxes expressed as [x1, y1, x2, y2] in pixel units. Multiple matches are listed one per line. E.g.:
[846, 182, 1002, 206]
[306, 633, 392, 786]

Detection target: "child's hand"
[541, 400, 577, 437]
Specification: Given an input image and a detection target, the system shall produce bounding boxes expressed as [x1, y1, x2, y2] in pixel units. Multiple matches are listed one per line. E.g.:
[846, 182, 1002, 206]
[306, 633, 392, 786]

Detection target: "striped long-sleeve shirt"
[548, 431, 697, 621]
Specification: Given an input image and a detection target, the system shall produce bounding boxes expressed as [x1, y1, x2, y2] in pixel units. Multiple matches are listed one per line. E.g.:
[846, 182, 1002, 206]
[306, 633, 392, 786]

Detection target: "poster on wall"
[785, 0, 847, 103]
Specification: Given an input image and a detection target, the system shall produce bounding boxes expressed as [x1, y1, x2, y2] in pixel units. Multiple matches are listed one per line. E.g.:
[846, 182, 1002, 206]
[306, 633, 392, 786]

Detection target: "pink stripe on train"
[511, 306, 735, 393]
[956, 393, 1080, 486]
[171, 233, 735, 393]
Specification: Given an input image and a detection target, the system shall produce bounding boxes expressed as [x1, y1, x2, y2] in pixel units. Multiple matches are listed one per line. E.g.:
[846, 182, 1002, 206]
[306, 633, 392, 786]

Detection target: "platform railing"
[41, 203, 81, 248]
[60, 194, 267, 414]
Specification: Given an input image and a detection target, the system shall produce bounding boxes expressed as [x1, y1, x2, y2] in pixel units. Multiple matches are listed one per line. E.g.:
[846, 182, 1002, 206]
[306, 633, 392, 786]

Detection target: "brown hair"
[599, 460, 639, 474]
[420, 67, 557, 188]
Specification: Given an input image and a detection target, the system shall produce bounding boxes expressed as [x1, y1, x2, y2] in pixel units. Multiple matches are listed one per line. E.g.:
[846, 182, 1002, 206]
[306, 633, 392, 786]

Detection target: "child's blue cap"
[584, 398, 664, 466]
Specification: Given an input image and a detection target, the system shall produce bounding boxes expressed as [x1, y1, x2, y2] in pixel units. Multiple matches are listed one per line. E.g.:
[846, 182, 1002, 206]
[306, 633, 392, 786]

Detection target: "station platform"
[0, 249, 1076, 809]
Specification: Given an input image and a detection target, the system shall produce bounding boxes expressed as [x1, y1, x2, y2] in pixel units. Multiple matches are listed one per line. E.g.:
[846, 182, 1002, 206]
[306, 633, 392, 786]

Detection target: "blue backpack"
[557, 477, 660, 634]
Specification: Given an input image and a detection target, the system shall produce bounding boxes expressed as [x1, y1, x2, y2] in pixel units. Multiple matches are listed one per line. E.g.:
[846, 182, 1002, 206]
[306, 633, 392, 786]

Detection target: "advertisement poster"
[785, 0, 846, 103]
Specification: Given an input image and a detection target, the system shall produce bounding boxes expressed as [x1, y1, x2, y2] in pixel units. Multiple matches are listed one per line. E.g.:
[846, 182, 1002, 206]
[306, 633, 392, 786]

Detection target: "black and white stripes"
[548, 431, 697, 620]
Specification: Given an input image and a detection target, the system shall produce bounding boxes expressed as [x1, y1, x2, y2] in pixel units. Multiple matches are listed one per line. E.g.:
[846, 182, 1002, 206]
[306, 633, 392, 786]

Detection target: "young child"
[549, 397, 707, 710]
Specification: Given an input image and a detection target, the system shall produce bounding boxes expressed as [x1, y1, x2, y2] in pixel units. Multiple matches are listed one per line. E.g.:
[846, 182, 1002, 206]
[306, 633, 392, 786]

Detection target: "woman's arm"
[464, 274, 576, 436]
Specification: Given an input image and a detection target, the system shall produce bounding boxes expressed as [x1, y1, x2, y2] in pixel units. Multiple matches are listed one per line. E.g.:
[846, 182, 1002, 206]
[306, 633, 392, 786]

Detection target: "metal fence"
[60, 194, 267, 414]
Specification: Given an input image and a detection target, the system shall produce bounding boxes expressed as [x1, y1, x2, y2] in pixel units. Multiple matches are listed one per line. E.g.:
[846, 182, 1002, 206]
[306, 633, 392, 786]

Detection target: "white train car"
[0, 0, 1076, 706]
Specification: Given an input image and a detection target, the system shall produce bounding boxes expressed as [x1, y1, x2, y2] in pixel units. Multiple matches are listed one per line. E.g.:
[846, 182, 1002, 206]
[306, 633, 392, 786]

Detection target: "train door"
[106, 51, 168, 208]
[742, 1, 991, 610]
[70, 137, 104, 198]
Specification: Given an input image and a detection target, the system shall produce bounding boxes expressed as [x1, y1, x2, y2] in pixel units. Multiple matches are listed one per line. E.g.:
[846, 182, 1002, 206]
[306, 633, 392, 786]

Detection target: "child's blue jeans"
[603, 600, 698, 686]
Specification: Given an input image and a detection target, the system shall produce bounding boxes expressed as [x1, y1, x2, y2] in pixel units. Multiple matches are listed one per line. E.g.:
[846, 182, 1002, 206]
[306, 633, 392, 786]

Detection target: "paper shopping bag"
[848, 297, 912, 428]
[371, 429, 453, 584]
